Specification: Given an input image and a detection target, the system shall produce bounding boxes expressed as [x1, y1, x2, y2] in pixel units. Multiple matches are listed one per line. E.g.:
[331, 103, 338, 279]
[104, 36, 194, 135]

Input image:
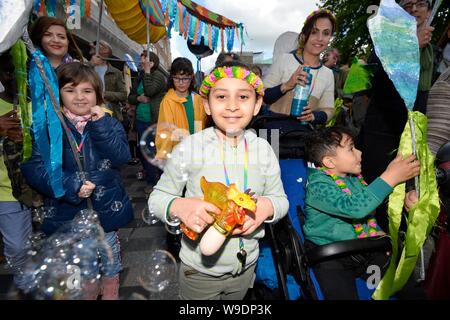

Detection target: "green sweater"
[128, 69, 166, 124]
[304, 168, 393, 245]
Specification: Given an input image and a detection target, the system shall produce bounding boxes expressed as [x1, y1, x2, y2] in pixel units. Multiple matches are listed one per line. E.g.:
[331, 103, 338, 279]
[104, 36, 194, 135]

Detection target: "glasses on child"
[172, 77, 192, 83]
[402, 0, 429, 12]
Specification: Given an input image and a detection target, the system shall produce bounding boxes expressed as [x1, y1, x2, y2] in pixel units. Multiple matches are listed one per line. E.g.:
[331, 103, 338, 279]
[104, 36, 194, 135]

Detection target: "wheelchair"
[249, 113, 392, 300]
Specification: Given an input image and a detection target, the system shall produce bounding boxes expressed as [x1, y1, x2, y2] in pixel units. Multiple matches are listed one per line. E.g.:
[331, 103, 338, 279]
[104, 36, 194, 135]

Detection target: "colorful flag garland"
[160, 0, 245, 52]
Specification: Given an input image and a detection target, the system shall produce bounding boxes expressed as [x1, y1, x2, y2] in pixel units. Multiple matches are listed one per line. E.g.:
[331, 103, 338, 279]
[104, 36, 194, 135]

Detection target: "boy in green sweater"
[303, 126, 420, 299]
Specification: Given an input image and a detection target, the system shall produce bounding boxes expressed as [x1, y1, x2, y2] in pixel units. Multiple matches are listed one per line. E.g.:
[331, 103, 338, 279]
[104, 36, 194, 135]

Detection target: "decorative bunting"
[161, 0, 244, 52]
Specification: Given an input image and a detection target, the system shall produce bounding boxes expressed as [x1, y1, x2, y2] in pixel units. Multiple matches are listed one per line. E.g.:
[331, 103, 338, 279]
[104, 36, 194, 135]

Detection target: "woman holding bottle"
[263, 9, 336, 126]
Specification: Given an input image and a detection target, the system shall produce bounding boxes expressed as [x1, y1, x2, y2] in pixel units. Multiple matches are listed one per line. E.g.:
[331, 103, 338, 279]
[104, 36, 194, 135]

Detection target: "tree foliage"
[320, 0, 450, 64]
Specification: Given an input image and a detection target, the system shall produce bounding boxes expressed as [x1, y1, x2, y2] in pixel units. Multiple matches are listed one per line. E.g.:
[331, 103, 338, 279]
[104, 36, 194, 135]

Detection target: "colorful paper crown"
[200, 66, 265, 97]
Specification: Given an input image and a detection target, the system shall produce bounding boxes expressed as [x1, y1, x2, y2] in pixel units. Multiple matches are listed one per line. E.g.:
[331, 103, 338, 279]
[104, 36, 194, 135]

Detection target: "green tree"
[320, 0, 450, 64]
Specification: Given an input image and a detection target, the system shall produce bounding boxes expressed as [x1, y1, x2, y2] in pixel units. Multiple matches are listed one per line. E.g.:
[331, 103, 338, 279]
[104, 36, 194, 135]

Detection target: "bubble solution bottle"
[290, 67, 312, 125]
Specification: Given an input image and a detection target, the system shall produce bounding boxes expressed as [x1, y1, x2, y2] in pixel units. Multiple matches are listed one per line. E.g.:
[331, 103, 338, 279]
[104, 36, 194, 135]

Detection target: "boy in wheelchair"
[303, 126, 420, 299]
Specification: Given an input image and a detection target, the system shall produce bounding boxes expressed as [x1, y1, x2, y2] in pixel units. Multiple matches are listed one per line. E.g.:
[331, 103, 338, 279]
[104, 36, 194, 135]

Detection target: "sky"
[168, 0, 319, 72]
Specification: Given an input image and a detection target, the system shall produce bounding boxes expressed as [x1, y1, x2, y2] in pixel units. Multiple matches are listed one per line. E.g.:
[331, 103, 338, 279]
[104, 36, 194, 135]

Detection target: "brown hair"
[299, 9, 337, 49]
[168, 57, 195, 92]
[30, 16, 83, 61]
[305, 126, 356, 167]
[57, 62, 104, 105]
[141, 50, 160, 72]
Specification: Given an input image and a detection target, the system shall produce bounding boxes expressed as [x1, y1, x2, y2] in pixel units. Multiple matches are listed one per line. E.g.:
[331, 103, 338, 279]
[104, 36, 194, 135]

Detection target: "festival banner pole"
[146, 0, 151, 61]
[95, 0, 104, 56]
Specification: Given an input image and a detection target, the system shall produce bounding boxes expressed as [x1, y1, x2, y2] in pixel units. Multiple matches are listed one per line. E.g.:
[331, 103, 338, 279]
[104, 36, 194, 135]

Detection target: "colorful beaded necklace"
[319, 167, 379, 238]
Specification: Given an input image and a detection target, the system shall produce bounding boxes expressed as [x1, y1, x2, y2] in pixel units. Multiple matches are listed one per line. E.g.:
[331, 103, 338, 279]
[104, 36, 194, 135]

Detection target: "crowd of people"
[0, 0, 449, 301]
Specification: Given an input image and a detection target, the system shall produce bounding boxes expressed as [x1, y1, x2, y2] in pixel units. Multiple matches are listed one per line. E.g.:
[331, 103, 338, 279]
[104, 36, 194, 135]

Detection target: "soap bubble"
[139, 123, 182, 169]
[42, 206, 56, 219]
[127, 292, 148, 300]
[141, 206, 159, 225]
[165, 222, 182, 236]
[21, 209, 113, 299]
[138, 250, 178, 293]
[25, 231, 47, 256]
[97, 159, 112, 171]
[28, 262, 83, 300]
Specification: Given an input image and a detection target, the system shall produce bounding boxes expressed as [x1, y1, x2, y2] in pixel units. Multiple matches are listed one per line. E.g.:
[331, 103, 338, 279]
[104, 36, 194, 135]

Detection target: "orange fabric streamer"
[164, 5, 169, 26]
[184, 13, 190, 39]
[39, 0, 46, 16]
[85, 0, 91, 18]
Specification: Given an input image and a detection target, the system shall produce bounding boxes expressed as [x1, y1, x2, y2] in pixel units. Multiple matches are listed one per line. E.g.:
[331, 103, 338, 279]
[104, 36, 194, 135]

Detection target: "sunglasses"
[402, 1, 429, 11]
[172, 77, 192, 83]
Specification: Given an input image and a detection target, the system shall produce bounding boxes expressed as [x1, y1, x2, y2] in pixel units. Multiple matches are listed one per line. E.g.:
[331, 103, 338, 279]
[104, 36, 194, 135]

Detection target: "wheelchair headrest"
[250, 113, 313, 159]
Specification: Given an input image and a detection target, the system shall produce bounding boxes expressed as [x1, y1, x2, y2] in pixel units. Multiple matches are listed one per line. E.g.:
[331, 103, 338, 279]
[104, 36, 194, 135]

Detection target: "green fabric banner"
[343, 57, 374, 95]
[11, 40, 32, 161]
[373, 111, 440, 299]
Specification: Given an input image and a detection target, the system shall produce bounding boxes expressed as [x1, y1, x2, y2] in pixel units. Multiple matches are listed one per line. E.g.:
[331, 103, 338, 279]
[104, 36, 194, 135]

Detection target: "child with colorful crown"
[149, 61, 288, 300]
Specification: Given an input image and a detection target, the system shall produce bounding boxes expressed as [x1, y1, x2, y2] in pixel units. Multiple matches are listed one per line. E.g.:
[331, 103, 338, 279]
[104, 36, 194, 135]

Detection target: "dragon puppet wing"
[200, 176, 229, 212]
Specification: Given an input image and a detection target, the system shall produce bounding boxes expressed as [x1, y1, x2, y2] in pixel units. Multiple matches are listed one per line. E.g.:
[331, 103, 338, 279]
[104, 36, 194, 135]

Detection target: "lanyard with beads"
[219, 131, 249, 267]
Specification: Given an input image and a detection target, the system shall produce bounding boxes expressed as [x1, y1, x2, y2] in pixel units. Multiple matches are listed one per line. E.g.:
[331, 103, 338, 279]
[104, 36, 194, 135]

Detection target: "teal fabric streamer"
[188, 15, 196, 41]
[29, 48, 64, 198]
[212, 26, 219, 52]
[170, 0, 177, 37]
[202, 21, 209, 46]
[80, 0, 85, 17]
[46, 0, 56, 17]
[226, 27, 234, 52]
[166, 0, 175, 37]
[239, 24, 245, 47]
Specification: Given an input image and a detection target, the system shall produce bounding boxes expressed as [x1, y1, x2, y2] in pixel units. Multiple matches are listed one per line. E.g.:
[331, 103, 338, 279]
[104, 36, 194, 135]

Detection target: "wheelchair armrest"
[305, 236, 392, 266]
